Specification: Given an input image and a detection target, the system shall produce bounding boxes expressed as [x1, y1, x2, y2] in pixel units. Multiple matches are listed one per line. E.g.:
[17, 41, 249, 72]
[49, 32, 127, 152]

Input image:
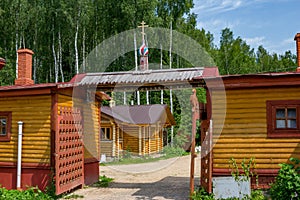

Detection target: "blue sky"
[191, 0, 300, 55]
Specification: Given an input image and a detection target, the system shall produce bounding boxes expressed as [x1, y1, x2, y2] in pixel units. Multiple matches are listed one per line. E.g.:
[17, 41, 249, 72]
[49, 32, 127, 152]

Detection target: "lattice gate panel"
[55, 106, 84, 195]
[200, 120, 213, 193]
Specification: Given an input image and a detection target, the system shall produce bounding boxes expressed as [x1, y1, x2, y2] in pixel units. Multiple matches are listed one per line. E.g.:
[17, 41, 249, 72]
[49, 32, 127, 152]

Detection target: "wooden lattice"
[55, 106, 84, 195]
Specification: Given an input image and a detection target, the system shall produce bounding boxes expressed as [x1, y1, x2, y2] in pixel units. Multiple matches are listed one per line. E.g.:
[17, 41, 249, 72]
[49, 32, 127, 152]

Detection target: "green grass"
[92, 175, 114, 187]
[102, 146, 189, 166]
[0, 186, 54, 200]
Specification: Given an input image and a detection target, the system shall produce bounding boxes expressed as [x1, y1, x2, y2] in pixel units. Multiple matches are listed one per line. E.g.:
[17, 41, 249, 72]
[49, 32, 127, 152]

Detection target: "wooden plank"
[213, 143, 300, 148]
[216, 137, 300, 143]
[214, 163, 282, 169]
[213, 153, 296, 159]
[213, 148, 300, 153]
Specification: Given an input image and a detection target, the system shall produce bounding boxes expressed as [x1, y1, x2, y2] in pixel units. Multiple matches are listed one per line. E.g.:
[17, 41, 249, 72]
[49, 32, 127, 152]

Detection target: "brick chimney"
[0, 57, 5, 70]
[15, 49, 34, 85]
[294, 33, 300, 72]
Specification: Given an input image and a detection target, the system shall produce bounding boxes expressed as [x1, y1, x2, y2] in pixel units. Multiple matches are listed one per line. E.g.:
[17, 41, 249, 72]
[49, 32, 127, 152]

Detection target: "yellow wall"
[58, 94, 100, 161]
[0, 95, 52, 164]
[123, 126, 139, 153]
[212, 87, 300, 170]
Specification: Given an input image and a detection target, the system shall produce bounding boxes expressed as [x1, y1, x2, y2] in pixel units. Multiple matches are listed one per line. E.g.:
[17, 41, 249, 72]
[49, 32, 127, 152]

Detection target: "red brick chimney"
[0, 57, 5, 71]
[15, 49, 34, 85]
[294, 33, 300, 72]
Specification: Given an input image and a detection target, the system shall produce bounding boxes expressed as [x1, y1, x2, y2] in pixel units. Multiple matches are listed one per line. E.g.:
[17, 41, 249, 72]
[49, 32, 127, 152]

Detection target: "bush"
[162, 146, 186, 158]
[269, 157, 300, 200]
[92, 175, 114, 187]
[0, 187, 53, 200]
[191, 187, 214, 200]
[191, 188, 266, 200]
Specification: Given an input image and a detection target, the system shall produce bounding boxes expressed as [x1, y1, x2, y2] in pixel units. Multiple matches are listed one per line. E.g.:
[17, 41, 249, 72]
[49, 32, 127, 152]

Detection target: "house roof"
[101, 104, 176, 127]
[201, 70, 300, 89]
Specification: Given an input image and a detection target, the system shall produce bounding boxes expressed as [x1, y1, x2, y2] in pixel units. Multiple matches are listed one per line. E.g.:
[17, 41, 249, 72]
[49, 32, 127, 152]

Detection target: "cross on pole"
[138, 21, 149, 42]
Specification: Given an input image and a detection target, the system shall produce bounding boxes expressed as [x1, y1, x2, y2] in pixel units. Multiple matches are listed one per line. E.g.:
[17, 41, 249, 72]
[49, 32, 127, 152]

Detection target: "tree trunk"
[52, 31, 58, 83]
[58, 30, 64, 82]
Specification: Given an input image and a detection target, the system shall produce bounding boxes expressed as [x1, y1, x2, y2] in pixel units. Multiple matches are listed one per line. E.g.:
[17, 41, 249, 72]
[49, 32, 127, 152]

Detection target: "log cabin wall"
[123, 126, 140, 154]
[212, 85, 300, 188]
[0, 94, 52, 190]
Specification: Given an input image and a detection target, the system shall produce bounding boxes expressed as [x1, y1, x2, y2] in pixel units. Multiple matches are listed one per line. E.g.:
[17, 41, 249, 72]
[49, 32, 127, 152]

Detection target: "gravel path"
[66, 155, 201, 200]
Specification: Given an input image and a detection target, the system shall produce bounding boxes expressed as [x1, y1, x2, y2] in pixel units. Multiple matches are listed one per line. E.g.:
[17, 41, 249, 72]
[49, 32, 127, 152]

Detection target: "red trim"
[0, 165, 51, 191]
[84, 160, 99, 185]
[84, 157, 99, 164]
[68, 73, 86, 84]
[0, 162, 51, 168]
[0, 58, 5, 70]
[202, 67, 220, 78]
[205, 73, 300, 89]
[266, 100, 300, 138]
[206, 88, 212, 120]
[0, 87, 54, 97]
[51, 89, 58, 168]
[0, 111, 12, 141]
[294, 33, 300, 67]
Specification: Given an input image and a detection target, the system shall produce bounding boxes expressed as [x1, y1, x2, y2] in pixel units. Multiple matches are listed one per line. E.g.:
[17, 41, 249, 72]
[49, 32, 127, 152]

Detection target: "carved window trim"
[267, 100, 300, 138]
[0, 112, 12, 142]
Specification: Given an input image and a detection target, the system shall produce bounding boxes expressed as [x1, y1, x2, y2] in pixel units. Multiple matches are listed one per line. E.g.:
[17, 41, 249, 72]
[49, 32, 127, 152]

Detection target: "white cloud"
[197, 19, 240, 44]
[192, 0, 244, 16]
[192, 0, 275, 16]
[244, 36, 265, 48]
[266, 37, 296, 54]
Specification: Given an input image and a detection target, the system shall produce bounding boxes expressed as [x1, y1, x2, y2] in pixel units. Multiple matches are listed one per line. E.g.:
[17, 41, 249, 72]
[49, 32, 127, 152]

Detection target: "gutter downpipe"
[17, 121, 23, 190]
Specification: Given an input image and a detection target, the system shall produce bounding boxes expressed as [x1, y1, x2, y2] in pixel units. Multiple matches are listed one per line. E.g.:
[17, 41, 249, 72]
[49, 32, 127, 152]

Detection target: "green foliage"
[123, 146, 133, 158]
[191, 188, 266, 200]
[229, 157, 257, 183]
[162, 146, 187, 158]
[63, 194, 84, 199]
[0, 186, 53, 200]
[269, 157, 300, 200]
[191, 187, 214, 200]
[92, 175, 114, 187]
[250, 190, 266, 200]
[196, 87, 206, 103]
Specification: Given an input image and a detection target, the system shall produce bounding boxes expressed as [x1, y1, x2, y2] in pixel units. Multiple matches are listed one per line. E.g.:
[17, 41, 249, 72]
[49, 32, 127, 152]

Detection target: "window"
[0, 112, 12, 141]
[101, 127, 111, 140]
[267, 100, 300, 138]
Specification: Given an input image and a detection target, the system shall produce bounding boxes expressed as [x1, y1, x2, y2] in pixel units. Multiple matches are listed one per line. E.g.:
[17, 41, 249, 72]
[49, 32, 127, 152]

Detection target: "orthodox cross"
[138, 21, 149, 42]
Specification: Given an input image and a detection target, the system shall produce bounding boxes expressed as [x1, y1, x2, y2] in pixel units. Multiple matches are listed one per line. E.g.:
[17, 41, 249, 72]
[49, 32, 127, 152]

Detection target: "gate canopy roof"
[68, 67, 218, 91]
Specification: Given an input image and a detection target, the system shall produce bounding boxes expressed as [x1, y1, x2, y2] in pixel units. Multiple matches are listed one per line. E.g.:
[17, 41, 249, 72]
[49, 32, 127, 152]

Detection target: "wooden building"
[198, 33, 300, 192]
[100, 104, 175, 158]
[0, 49, 108, 194]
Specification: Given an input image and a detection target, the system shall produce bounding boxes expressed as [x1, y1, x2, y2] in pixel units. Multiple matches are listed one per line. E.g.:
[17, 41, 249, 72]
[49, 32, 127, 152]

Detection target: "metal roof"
[79, 67, 205, 86]
[101, 104, 176, 126]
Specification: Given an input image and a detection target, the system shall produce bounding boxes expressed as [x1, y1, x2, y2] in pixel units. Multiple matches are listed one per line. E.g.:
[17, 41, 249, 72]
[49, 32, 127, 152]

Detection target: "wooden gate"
[200, 119, 213, 193]
[55, 106, 84, 195]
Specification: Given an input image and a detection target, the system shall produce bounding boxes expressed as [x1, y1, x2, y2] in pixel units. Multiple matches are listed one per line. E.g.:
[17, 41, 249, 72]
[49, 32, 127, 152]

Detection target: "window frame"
[0, 112, 12, 142]
[101, 127, 112, 140]
[267, 100, 300, 138]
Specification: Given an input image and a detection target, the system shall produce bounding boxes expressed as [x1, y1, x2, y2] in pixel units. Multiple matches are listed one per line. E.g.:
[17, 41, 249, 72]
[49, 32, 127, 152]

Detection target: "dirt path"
[66, 155, 201, 200]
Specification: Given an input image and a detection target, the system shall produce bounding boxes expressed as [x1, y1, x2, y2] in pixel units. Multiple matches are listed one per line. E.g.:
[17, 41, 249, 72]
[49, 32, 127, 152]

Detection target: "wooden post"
[190, 89, 199, 199]
[139, 127, 142, 156]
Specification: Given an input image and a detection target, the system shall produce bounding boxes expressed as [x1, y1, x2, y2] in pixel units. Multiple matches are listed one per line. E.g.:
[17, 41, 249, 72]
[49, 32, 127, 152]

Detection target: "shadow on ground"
[99, 176, 200, 200]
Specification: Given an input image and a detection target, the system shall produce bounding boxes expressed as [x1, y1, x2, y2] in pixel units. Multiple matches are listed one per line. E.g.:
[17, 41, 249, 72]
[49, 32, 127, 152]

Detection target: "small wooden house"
[0, 49, 108, 195]
[100, 104, 175, 158]
[199, 33, 300, 192]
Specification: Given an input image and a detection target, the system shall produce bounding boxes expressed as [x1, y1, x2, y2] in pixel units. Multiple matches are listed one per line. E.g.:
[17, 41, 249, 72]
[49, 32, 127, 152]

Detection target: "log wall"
[212, 87, 300, 170]
[0, 95, 52, 164]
